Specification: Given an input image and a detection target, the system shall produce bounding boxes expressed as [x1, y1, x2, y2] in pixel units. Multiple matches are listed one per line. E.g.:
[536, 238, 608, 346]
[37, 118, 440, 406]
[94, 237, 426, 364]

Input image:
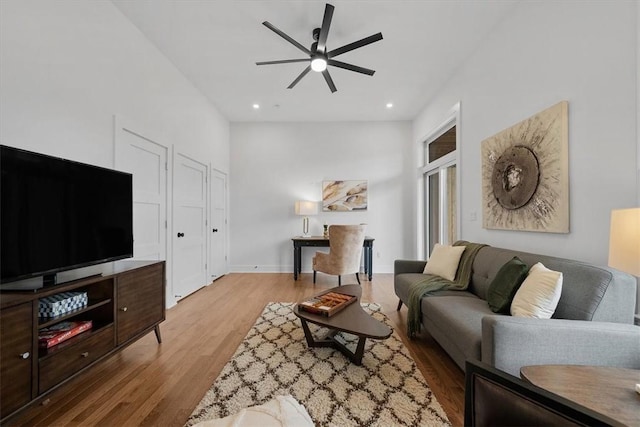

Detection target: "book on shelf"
[38, 320, 93, 349]
[298, 291, 357, 317]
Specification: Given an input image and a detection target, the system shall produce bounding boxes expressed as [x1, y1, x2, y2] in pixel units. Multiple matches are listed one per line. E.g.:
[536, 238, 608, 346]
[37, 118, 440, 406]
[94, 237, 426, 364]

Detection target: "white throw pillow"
[510, 262, 563, 318]
[423, 243, 466, 281]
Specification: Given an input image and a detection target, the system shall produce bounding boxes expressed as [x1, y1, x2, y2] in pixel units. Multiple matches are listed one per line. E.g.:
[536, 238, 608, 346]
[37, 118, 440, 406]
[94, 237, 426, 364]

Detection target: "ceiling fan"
[256, 3, 383, 93]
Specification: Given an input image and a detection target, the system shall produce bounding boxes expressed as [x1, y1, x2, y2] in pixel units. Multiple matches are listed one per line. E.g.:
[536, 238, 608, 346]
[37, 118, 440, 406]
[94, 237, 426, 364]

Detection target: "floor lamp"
[608, 207, 640, 394]
[295, 201, 317, 238]
[609, 208, 640, 277]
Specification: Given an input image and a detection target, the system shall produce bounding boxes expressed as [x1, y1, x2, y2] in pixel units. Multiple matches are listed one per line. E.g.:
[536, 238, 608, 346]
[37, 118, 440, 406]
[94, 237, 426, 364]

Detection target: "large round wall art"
[481, 101, 569, 233]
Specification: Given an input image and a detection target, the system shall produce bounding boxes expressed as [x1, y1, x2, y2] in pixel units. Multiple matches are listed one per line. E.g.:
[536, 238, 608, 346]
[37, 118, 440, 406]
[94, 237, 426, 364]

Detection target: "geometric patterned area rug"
[186, 302, 450, 427]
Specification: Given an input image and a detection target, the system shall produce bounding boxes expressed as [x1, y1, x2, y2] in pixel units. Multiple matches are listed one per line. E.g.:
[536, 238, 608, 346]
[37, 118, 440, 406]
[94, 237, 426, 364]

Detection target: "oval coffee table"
[293, 284, 392, 365]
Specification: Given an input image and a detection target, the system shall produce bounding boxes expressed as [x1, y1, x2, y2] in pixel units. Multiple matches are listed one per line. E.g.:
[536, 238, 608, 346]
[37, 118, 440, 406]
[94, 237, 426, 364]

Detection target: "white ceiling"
[111, 0, 518, 122]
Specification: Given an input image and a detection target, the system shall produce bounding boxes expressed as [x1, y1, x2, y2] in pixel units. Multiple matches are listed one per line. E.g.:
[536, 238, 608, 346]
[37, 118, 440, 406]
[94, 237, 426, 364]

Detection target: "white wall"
[230, 122, 412, 274]
[0, 0, 230, 307]
[413, 1, 638, 268]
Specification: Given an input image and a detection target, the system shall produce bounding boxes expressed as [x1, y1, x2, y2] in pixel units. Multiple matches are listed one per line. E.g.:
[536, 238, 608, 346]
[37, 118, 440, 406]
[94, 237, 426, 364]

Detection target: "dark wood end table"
[293, 284, 391, 365]
[521, 365, 640, 426]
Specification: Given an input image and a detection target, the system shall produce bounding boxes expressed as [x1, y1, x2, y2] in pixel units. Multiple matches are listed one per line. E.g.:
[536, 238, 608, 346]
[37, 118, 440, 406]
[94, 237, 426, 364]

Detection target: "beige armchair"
[313, 224, 365, 285]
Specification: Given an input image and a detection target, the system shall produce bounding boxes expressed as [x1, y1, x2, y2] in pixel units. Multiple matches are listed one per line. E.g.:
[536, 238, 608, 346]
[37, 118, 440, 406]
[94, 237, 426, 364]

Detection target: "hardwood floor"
[7, 273, 465, 426]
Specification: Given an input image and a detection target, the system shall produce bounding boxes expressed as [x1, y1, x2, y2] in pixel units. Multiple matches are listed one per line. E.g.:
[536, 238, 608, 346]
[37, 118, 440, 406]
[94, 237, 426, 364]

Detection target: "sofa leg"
[356, 273, 360, 284]
[397, 299, 403, 311]
[313, 271, 316, 283]
[338, 275, 341, 286]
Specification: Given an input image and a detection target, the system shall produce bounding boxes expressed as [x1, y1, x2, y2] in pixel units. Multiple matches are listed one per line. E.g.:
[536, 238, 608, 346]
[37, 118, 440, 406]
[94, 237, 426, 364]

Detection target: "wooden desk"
[292, 236, 374, 281]
[521, 365, 640, 426]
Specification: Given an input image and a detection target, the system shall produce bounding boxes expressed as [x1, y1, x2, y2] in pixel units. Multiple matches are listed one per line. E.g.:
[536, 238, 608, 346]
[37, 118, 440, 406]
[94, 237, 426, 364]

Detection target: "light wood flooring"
[8, 273, 465, 426]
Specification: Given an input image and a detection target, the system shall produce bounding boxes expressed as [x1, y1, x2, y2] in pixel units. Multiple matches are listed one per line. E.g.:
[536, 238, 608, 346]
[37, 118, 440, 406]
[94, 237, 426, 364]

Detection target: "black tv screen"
[0, 145, 133, 284]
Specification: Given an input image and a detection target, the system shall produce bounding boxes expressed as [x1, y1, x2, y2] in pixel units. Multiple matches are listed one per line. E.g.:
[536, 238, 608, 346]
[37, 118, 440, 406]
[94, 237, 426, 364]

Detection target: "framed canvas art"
[481, 101, 569, 233]
[322, 180, 368, 211]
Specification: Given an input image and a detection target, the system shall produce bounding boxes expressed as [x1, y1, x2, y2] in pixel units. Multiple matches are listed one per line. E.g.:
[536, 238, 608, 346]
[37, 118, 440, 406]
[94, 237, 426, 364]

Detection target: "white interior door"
[115, 123, 167, 262]
[210, 169, 227, 281]
[173, 152, 207, 300]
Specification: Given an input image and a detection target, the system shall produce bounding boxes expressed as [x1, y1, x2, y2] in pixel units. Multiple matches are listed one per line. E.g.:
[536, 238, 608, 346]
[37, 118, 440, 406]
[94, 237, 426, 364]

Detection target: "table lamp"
[608, 208, 640, 276]
[295, 201, 317, 238]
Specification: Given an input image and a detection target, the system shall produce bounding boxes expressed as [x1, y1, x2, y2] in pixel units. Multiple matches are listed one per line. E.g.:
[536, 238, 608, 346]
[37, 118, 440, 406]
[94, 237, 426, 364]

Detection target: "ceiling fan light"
[311, 57, 327, 72]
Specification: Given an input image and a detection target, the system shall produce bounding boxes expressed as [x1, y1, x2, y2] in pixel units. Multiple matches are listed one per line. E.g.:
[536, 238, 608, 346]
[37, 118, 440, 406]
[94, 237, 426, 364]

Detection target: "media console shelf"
[0, 260, 165, 422]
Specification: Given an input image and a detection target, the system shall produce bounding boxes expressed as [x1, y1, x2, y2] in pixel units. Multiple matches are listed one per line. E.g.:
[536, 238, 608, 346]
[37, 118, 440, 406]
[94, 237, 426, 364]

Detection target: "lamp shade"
[295, 201, 317, 216]
[608, 208, 640, 276]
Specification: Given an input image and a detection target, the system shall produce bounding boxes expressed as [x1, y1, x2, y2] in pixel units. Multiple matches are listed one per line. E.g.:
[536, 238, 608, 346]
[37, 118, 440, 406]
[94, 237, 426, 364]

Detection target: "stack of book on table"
[298, 291, 357, 317]
[39, 320, 93, 349]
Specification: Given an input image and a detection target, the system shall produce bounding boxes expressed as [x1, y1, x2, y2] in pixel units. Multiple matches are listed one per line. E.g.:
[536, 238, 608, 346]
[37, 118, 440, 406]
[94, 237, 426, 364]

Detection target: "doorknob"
[212, 229, 218, 233]
[177, 232, 185, 238]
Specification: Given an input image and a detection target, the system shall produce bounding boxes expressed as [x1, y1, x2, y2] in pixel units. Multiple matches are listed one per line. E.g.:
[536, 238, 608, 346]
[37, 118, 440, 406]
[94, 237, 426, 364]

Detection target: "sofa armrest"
[394, 259, 427, 275]
[482, 316, 640, 377]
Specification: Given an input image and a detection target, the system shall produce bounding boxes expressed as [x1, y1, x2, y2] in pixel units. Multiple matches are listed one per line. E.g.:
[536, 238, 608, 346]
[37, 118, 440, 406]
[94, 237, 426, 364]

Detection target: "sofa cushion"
[469, 246, 633, 322]
[511, 262, 563, 319]
[423, 243, 466, 281]
[422, 295, 493, 364]
[486, 257, 529, 314]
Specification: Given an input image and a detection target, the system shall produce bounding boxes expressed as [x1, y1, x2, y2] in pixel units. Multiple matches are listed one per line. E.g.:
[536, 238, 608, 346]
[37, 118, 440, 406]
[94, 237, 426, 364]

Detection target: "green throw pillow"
[487, 257, 529, 314]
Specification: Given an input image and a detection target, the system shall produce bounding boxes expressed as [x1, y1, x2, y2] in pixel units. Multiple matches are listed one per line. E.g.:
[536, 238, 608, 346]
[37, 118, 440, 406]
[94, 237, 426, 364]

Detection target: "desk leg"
[293, 245, 299, 280]
[367, 246, 373, 281]
[363, 248, 368, 276]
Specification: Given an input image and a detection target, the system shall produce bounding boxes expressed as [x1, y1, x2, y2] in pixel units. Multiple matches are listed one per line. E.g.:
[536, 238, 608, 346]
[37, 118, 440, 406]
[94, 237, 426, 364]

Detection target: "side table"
[520, 365, 640, 426]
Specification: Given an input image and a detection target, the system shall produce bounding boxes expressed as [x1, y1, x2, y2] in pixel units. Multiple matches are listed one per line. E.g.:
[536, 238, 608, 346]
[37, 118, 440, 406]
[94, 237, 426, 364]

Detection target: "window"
[419, 108, 459, 257]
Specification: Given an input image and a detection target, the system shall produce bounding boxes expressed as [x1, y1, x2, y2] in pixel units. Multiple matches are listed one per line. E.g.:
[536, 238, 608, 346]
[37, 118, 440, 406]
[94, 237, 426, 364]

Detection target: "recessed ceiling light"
[253, 104, 260, 109]
[386, 103, 393, 109]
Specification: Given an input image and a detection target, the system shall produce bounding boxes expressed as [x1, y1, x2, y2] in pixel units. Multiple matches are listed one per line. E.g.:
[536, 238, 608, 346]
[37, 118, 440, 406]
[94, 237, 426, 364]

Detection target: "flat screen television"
[0, 145, 133, 286]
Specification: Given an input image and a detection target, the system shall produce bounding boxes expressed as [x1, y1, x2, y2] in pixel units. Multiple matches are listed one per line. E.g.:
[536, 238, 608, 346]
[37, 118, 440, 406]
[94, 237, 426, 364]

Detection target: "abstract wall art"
[481, 101, 569, 233]
[322, 180, 368, 211]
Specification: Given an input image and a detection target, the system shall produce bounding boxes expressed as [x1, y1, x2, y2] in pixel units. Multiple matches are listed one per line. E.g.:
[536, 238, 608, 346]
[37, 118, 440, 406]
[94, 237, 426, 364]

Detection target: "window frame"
[416, 103, 461, 259]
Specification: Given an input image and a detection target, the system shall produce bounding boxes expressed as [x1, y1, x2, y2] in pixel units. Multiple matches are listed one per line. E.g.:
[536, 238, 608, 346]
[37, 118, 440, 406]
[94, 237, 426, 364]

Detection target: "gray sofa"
[394, 245, 640, 377]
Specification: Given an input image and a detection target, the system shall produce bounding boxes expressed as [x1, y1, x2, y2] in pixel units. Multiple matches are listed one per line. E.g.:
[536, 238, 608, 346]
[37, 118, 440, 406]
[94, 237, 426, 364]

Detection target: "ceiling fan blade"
[287, 65, 312, 89]
[316, 4, 334, 53]
[322, 69, 337, 93]
[256, 59, 310, 66]
[327, 32, 383, 58]
[263, 21, 311, 55]
[327, 59, 375, 76]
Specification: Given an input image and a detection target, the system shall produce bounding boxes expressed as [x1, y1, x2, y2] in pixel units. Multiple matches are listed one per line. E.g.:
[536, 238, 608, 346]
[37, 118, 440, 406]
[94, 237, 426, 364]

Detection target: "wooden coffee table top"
[293, 285, 392, 339]
[521, 365, 640, 426]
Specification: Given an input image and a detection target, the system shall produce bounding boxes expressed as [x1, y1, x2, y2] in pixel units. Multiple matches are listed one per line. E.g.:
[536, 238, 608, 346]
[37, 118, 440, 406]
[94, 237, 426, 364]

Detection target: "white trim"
[209, 167, 229, 280]
[171, 148, 209, 301]
[113, 115, 173, 307]
[416, 102, 461, 259]
[637, 1, 640, 205]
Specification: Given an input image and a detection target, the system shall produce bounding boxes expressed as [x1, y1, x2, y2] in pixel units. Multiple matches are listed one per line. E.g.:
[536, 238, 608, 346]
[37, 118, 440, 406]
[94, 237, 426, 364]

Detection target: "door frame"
[171, 148, 209, 301]
[113, 115, 172, 305]
[209, 167, 228, 282]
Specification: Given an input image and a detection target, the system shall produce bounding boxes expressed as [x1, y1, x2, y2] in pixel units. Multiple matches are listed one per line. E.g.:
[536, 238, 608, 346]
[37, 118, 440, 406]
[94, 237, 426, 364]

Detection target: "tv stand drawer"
[39, 326, 114, 394]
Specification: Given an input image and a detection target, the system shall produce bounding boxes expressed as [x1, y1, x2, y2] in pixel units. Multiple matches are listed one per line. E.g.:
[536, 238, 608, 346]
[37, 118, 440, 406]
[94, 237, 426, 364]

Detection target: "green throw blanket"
[407, 241, 488, 337]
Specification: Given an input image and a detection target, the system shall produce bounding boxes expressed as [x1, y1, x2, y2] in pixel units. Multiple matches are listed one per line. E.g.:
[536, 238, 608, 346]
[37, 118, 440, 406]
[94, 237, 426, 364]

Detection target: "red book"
[38, 320, 93, 349]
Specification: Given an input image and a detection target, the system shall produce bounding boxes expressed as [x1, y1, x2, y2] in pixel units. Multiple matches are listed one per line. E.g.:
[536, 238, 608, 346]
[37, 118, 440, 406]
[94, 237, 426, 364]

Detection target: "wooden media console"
[0, 260, 165, 423]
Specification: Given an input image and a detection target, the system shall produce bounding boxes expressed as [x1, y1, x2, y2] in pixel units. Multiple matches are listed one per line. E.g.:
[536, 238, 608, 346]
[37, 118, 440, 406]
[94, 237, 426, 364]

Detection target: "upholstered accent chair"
[313, 224, 365, 286]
